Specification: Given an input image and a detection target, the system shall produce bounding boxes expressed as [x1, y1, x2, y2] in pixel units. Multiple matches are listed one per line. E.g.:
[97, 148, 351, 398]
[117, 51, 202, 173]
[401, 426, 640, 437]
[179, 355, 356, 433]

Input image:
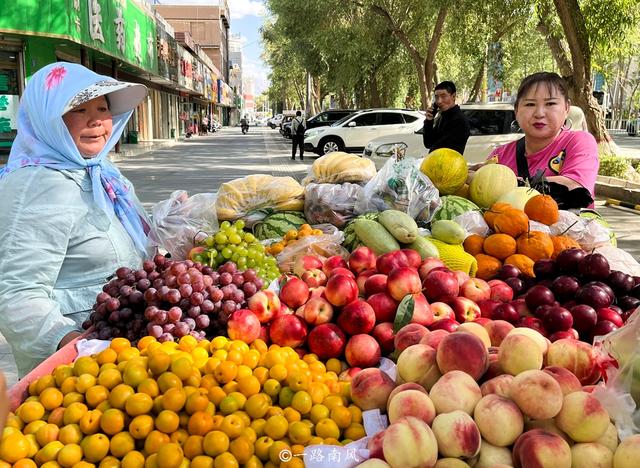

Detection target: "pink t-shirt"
[489, 129, 599, 197]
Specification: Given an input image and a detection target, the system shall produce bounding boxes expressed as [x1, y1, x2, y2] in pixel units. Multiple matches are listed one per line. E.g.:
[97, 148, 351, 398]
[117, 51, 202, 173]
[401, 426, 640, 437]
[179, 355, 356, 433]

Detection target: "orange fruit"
[129, 415, 154, 440]
[109, 432, 136, 458]
[58, 424, 83, 445]
[121, 451, 145, 468]
[187, 411, 214, 436]
[315, 419, 340, 439]
[63, 402, 88, 425]
[125, 393, 154, 417]
[18, 401, 46, 423]
[161, 388, 186, 412]
[287, 421, 311, 445]
[80, 433, 110, 463]
[263, 415, 288, 440]
[143, 430, 170, 455]
[190, 456, 214, 468]
[99, 408, 125, 435]
[79, 409, 102, 435]
[85, 386, 109, 408]
[203, 431, 229, 457]
[0, 432, 31, 463]
[148, 352, 172, 376]
[155, 443, 183, 468]
[185, 391, 209, 415]
[219, 414, 244, 439]
[73, 357, 99, 378]
[213, 361, 237, 384]
[39, 388, 64, 411]
[157, 373, 183, 393]
[155, 410, 180, 434]
[182, 435, 205, 459]
[229, 435, 254, 464]
[108, 384, 134, 409]
[56, 443, 83, 468]
[330, 405, 352, 429]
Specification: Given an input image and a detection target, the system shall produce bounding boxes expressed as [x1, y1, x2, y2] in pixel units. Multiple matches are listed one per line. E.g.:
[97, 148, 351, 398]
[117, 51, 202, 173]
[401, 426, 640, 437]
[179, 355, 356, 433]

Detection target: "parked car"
[363, 103, 587, 168]
[306, 109, 356, 130]
[267, 114, 284, 129]
[304, 108, 425, 156]
[283, 109, 356, 139]
[279, 115, 295, 138]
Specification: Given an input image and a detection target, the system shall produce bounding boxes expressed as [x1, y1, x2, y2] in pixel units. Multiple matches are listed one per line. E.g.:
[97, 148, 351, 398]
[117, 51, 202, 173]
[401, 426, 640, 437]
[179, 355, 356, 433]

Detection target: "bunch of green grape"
[195, 220, 280, 284]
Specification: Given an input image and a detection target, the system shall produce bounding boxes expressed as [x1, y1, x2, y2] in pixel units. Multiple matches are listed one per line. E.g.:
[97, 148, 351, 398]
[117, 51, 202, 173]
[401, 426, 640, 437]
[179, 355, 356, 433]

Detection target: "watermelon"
[342, 212, 379, 251]
[254, 211, 307, 240]
[432, 196, 480, 222]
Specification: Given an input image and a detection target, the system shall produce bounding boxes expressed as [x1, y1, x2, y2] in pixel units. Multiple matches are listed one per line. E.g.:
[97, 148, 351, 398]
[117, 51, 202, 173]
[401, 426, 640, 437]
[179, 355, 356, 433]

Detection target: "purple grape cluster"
[83, 254, 264, 343]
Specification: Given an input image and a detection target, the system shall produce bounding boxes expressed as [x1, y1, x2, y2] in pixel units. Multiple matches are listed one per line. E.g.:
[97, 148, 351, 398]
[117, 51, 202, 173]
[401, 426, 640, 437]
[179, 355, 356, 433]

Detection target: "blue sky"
[154, 0, 270, 96]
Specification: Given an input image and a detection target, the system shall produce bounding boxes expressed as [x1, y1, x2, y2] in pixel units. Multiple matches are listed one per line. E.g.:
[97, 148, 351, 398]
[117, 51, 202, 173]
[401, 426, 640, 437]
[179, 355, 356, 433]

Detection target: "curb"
[595, 174, 640, 206]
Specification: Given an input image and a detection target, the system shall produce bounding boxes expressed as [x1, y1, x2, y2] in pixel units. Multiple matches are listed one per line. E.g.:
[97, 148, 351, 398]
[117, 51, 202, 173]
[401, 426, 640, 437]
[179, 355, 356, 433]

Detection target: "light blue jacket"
[0, 166, 144, 376]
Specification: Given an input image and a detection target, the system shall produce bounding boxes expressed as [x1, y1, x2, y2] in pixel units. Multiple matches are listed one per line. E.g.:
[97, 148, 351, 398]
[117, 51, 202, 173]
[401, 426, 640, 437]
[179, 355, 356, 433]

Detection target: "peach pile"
[358, 324, 623, 468]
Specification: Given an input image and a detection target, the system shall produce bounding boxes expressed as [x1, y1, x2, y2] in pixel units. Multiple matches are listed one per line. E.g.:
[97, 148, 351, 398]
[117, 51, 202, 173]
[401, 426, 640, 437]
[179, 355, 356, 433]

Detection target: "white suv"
[363, 103, 587, 168]
[304, 109, 425, 156]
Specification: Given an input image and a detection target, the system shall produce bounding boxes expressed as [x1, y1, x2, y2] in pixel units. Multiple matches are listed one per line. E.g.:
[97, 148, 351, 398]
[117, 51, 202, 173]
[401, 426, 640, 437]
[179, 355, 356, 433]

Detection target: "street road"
[2, 126, 640, 386]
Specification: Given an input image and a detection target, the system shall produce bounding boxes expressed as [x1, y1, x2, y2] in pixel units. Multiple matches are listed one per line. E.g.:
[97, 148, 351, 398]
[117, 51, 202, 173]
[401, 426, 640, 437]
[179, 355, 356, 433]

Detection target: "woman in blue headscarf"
[0, 62, 150, 376]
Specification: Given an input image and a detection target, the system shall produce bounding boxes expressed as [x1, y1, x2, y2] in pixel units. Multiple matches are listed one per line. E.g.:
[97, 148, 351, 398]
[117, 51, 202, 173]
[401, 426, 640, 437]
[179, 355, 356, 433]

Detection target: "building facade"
[0, 0, 232, 152]
[154, 1, 235, 125]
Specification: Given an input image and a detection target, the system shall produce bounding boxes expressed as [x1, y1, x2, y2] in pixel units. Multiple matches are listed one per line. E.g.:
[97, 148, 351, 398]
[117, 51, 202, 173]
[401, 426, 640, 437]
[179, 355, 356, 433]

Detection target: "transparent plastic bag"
[592, 307, 640, 440]
[149, 190, 218, 260]
[595, 245, 640, 277]
[275, 224, 347, 273]
[215, 175, 304, 220]
[549, 210, 612, 250]
[304, 183, 363, 228]
[454, 211, 491, 238]
[302, 152, 377, 185]
[354, 156, 440, 223]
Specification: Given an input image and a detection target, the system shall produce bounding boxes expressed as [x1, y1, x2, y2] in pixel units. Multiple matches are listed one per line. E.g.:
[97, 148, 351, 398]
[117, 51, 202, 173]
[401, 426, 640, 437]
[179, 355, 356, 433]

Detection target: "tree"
[350, 0, 448, 110]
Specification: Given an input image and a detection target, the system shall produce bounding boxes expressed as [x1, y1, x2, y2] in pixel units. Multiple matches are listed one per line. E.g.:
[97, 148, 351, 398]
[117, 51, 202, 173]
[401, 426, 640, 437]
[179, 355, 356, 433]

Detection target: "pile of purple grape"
[83, 254, 263, 343]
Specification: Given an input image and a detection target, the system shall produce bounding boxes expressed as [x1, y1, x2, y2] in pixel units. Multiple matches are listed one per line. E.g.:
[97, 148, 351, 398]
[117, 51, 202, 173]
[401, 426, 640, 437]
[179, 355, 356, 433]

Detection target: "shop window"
[0, 50, 20, 151]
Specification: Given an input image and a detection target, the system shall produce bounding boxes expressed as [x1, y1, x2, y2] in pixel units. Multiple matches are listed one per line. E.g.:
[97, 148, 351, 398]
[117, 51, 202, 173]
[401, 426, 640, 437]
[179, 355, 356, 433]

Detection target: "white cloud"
[228, 0, 266, 19]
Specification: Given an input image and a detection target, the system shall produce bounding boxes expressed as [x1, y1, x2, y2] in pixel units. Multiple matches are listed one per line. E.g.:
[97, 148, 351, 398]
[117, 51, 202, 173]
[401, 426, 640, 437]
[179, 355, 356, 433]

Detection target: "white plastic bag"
[454, 211, 491, 238]
[592, 308, 640, 440]
[595, 245, 640, 276]
[148, 190, 218, 260]
[354, 157, 440, 222]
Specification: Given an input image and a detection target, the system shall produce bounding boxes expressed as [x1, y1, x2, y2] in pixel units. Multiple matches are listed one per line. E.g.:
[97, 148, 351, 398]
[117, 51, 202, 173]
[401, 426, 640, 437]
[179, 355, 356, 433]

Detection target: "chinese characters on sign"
[88, 0, 105, 43]
[147, 33, 154, 60]
[114, 7, 125, 53]
[133, 21, 142, 62]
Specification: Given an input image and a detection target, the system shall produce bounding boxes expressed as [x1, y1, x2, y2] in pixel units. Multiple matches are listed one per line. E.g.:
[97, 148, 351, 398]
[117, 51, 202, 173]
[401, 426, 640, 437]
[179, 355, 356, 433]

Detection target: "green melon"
[432, 196, 480, 222]
[342, 212, 379, 251]
[253, 211, 308, 240]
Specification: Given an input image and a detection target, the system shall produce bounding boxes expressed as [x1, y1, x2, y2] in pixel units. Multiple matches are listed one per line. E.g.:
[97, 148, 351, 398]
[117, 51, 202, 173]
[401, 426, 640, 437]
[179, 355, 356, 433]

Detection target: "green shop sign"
[1, 0, 157, 73]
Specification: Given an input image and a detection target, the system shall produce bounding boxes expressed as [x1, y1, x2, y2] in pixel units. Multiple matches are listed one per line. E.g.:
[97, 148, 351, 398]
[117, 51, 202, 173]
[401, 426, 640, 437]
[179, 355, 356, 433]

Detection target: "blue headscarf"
[0, 62, 150, 254]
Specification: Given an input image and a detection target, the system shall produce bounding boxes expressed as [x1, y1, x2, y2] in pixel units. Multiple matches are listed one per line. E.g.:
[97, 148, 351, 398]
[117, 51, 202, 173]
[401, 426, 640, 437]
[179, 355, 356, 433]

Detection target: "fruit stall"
[4, 149, 640, 468]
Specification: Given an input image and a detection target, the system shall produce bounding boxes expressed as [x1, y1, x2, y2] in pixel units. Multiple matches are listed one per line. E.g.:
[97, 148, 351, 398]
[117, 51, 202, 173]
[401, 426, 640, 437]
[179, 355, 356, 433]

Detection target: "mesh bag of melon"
[148, 190, 219, 260]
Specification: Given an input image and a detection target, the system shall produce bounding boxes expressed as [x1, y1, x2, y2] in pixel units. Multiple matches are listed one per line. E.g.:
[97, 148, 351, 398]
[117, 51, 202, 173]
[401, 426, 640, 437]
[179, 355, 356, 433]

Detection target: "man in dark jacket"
[423, 81, 470, 155]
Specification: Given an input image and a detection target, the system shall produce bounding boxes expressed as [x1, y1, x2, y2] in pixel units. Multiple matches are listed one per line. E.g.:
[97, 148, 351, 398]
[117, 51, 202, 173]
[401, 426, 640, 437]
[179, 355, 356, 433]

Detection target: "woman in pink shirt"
[490, 72, 599, 208]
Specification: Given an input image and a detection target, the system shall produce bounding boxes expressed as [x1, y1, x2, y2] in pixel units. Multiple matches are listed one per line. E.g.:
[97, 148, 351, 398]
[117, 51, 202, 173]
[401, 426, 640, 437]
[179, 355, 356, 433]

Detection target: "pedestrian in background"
[423, 81, 471, 155]
[291, 110, 306, 160]
[0, 62, 150, 376]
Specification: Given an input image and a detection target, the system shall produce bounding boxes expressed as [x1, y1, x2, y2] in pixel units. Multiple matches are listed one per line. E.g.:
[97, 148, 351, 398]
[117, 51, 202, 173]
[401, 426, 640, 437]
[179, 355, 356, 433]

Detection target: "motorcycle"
[241, 123, 249, 134]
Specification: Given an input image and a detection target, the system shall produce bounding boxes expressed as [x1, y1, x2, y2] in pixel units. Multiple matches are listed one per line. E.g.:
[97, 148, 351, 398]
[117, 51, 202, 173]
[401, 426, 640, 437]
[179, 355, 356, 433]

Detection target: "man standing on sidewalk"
[291, 111, 306, 160]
